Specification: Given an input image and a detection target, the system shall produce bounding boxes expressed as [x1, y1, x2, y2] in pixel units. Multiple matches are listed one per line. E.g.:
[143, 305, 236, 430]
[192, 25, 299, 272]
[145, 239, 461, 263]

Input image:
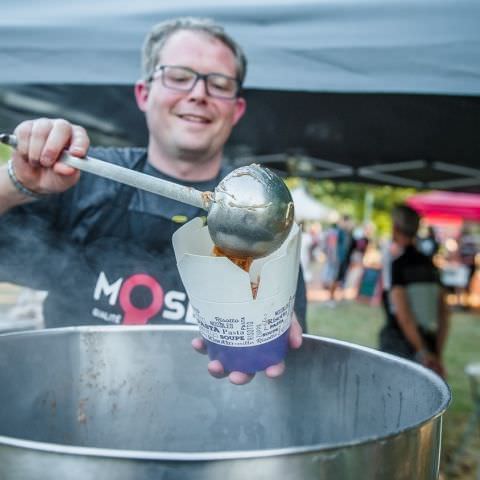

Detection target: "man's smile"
[177, 113, 212, 124]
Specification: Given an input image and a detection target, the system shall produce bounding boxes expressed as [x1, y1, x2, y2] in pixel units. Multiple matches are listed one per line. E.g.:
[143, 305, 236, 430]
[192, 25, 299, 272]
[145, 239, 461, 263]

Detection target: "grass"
[307, 300, 480, 479]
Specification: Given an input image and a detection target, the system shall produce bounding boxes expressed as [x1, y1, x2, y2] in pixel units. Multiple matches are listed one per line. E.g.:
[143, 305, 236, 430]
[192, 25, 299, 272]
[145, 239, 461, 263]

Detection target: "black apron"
[43, 154, 203, 328]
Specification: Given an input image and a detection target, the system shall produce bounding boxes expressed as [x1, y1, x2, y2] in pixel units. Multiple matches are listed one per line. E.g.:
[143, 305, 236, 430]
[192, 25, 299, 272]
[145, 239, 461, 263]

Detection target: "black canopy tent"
[1, 0, 479, 190]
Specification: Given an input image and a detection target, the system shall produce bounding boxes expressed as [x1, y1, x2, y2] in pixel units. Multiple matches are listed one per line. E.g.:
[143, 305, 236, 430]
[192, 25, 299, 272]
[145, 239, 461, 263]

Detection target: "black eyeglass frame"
[149, 64, 242, 99]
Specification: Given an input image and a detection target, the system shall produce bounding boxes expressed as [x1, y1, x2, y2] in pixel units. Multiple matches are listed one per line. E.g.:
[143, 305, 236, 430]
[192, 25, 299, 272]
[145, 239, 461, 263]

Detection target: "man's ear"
[134, 80, 149, 112]
[232, 97, 247, 126]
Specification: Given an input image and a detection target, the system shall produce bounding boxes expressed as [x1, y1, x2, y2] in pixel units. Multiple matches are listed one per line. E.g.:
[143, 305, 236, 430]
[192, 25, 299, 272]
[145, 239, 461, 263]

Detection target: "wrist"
[6, 158, 43, 200]
[1, 163, 31, 211]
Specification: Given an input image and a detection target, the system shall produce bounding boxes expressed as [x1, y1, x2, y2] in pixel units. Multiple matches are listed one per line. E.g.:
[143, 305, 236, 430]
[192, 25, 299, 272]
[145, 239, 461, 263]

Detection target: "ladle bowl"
[208, 164, 294, 258]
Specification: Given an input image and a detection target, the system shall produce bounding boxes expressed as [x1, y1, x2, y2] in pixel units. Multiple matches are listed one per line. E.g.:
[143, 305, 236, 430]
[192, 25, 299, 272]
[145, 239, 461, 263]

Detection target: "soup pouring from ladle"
[1, 133, 294, 259]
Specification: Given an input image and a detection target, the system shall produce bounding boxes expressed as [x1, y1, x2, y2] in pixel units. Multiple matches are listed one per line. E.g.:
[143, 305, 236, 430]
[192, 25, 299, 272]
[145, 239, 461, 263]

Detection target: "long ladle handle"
[1, 133, 210, 210]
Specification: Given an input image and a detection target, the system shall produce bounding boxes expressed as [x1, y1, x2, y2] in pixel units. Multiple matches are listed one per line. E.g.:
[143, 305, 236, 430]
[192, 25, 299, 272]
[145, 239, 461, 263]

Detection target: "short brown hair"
[392, 205, 420, 238]
[141, 17, 247, 85]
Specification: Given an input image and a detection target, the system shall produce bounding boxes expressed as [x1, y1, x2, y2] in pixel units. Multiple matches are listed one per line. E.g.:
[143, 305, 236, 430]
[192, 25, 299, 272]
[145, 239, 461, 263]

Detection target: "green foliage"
[286, 177, 419, 237]
[0, 144, 10, 165]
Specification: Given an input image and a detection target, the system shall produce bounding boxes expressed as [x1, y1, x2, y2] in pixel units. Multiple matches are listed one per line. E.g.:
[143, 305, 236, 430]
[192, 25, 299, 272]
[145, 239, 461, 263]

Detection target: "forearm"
[396, 314, 425, 352]
[0, 163, 36, 215]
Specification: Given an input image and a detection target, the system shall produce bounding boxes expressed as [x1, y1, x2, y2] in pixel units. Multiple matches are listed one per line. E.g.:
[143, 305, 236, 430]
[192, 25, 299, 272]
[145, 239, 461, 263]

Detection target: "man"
[0, 17, 305, 384]
[379, 205, 449, 377]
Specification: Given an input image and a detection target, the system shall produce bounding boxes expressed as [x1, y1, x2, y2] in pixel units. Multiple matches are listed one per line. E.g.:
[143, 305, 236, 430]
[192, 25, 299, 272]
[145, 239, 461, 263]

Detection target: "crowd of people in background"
[300, 215, 372, 305]
[301, 214, 478, 308]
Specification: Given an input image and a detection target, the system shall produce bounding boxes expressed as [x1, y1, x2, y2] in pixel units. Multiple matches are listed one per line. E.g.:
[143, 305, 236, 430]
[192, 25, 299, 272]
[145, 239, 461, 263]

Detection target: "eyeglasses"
[150, 65, 241, 100]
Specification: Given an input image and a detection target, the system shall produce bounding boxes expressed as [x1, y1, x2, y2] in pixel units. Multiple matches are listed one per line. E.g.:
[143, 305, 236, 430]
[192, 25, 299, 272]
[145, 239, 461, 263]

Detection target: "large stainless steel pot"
[0, 326, 450, 479]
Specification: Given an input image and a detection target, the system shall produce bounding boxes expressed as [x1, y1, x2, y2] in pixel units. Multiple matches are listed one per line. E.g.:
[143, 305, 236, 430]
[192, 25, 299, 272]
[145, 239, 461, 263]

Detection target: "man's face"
[135, 30, 246, 162]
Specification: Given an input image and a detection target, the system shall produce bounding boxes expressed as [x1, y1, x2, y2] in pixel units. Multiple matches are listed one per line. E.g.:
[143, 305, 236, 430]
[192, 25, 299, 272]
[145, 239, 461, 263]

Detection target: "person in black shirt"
[0, 17, 306, 385]
[379, 205, 449, 377]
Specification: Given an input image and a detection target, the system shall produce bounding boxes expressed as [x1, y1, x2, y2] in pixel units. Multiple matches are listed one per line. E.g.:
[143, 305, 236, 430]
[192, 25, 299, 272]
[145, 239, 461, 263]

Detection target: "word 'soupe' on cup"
[172, 218, 301, 373]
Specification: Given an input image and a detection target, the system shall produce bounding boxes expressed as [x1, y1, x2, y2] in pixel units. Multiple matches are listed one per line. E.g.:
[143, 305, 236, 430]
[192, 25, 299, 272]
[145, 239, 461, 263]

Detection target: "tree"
[286, 177, 418, 237]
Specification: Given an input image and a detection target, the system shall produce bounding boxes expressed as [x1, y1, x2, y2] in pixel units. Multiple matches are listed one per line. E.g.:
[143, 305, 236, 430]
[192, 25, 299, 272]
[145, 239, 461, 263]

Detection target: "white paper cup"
[173, 218, 301, 373]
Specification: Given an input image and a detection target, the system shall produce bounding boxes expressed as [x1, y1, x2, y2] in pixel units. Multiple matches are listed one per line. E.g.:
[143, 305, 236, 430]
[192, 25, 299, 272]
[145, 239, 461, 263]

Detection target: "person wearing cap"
[379, 205, 450, 377]
[0, 17, 306, 384]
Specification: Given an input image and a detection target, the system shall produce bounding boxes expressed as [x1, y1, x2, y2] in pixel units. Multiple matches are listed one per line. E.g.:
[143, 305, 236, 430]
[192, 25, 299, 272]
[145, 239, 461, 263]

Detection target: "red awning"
[406, 191, 480, 222]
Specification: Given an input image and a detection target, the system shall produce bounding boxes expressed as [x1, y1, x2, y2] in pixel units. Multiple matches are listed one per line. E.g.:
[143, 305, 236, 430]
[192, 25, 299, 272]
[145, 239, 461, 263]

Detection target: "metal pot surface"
[0, 326, 450, 479]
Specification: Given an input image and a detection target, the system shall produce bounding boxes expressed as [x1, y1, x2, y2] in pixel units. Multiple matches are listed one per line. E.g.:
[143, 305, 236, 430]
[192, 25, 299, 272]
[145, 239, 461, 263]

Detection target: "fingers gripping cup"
[173, 218, 301, 373]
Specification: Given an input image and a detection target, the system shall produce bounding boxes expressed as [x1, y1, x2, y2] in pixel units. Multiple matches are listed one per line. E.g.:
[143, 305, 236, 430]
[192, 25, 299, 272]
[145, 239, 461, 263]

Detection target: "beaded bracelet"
[7, 159, 43, 200]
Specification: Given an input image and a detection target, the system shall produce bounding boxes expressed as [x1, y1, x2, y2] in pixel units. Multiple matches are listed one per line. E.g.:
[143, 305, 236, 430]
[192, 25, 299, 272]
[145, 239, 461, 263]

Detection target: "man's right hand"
[11, 118, 90, 195]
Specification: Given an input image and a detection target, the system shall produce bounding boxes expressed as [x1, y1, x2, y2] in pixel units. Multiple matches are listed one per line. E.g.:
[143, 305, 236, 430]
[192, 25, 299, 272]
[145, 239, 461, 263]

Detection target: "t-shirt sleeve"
[391, 258, 406, 288]
[294, 266, 308, 333]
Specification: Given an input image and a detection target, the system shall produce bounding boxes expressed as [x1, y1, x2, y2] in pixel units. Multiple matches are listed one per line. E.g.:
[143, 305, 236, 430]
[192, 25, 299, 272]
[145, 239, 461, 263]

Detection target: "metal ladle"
[1, 133, 294, 258]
